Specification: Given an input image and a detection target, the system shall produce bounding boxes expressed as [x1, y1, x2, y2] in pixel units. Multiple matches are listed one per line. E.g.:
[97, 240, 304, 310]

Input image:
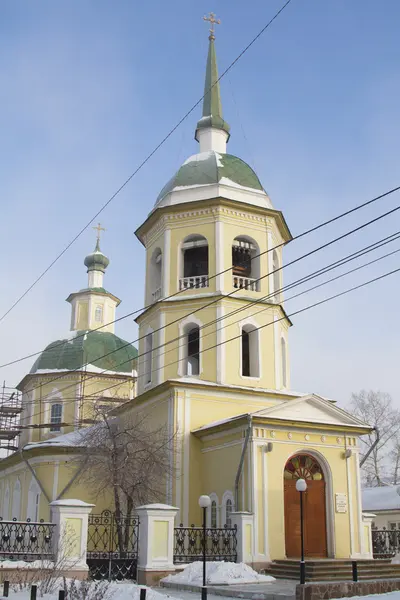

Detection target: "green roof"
[30, 330, 138, 375]
[156, 151, 264, 204]
[195, 37, 230, 139]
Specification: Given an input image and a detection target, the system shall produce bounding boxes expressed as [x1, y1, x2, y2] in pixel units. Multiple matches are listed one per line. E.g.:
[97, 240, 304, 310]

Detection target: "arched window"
[211, 500, 217, 528]
[180, 235, 209, 290]
[241, 324, 260, 378]
[27, 479, 40, 521]
[151, 248, 162, 302]
[50, 403, 62, 432]
[186, 326, 200, 376]
[144, 332, 153, 385]
[284, 455, 324, 481]
[225, 499, 233, 527]
[95, 305, 103, 322]
[3, 485, 10, 520]
[272, 250, 280, 301]
[232, 236, 260, 292]
[281, 337, 287, 388]
[12, 480, 21, 521]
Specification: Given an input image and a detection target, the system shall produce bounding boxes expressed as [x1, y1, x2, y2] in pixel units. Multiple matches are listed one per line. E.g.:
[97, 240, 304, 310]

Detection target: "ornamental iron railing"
[87, 510, 139, 580]
[0, 518, 55, 561]
[174, 523, 237, 564]
[372, 528, 400, 558]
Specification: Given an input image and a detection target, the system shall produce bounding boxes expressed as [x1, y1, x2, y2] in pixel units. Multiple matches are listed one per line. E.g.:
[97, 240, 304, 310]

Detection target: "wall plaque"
[335, 493, 348, 513]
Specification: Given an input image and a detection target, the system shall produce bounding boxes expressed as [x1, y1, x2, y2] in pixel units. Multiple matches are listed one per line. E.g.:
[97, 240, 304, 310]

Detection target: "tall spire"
[195, 13, 230, 153]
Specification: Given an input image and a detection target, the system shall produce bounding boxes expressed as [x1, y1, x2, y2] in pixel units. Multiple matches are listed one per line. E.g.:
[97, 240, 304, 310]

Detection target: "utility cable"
[17, 258, 400, 430]
[21, 198, 400, 396]
[20, 231, 400, 416]
[0, 0, 294, 326]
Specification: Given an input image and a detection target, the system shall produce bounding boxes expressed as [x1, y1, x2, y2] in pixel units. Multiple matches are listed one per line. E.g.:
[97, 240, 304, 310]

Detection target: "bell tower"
[135, 21, 292, 396]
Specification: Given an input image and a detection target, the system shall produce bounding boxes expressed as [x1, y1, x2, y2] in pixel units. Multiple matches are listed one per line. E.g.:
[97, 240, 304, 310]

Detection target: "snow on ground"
[162, 561, 275, 585]
[0, 582, 181, 600]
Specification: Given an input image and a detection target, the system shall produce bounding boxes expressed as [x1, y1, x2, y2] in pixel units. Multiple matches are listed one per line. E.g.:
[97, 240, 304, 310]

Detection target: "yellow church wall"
[76, 302, 88, 330]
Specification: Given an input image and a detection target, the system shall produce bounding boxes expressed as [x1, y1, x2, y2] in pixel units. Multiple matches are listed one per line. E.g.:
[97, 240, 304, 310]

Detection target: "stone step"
[264, 559, 400, 582]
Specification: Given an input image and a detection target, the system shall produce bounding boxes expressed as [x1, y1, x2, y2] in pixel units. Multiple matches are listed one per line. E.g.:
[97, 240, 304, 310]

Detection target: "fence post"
[3, 581, 9, 597]
[230, 512, 255, 564]
[49, 499, 95, 577]
[135, 503, 179, 586]
[361, 512, 375, 558]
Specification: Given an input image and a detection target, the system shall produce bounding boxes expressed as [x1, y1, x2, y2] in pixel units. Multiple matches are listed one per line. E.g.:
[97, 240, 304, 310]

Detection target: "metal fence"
[372, 529, 400, 558]
[174, 524, 237, 564]
[0, 518, 55, 562]
[87, 510, 139, 580]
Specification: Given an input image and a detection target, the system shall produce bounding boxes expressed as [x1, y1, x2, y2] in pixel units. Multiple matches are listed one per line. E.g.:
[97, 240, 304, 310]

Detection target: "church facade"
[0, 27, 373, 565]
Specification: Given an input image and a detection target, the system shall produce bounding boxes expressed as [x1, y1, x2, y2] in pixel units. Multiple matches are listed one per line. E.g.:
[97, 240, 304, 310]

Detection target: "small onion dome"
[84, 240, 110, 273]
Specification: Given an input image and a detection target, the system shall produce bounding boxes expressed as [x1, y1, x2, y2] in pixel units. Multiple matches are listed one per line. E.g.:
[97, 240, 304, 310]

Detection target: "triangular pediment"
[253, 394, 370, 429]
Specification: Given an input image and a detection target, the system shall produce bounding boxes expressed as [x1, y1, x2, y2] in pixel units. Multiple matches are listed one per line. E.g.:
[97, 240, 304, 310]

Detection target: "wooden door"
[284, 455, 328, 558]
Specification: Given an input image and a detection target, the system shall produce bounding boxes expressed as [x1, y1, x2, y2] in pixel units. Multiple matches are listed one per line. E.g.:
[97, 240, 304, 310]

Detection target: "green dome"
[30, 330, 138, 375]
[84, 241, 110, 273]
[156, 151, 264, 205]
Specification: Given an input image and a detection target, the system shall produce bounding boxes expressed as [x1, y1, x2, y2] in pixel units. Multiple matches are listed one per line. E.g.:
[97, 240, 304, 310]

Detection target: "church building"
[0, 22, 373, 565]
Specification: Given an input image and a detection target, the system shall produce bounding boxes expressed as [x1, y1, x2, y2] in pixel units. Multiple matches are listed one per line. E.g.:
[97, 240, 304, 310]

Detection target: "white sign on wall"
[335, 493, 348, 513]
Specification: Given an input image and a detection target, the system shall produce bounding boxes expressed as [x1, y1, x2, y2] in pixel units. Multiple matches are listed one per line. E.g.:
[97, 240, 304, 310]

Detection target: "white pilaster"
[163, 229, 171, 297]
[215, 219, 224, 293]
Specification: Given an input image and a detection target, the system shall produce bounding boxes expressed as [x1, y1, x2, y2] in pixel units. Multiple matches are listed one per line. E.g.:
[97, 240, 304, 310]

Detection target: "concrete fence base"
[297, 579, 400, 600]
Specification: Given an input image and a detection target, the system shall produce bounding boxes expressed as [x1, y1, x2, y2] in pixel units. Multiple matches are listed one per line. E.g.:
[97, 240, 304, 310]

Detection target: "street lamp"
[296, 478, 307, 585]
[199, 495, 211, 600]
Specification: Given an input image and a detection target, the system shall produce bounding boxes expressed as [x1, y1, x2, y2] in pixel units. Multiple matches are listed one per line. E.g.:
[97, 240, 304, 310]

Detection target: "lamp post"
[296, 478, 307, 585]
[199, 495, 211, 600]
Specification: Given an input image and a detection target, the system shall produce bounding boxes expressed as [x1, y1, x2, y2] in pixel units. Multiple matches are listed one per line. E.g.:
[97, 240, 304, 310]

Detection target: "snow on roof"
[362, 486, 400, 512]
[23, 428, 93, 451]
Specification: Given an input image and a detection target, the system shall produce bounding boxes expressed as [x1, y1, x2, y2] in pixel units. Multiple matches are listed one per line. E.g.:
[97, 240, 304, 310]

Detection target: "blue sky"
[0, 0, 399, 407]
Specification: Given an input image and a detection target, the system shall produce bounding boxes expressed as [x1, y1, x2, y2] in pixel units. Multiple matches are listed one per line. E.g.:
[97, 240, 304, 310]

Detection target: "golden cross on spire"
[93, 222, 105, 243]
[203, 12, 220, 40]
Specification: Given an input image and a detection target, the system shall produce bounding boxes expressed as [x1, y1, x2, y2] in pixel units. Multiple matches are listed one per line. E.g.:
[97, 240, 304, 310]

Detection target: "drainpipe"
[20, 445, 51, 504]
[360, 428, 380, 468]
[235, 415, 252, 511]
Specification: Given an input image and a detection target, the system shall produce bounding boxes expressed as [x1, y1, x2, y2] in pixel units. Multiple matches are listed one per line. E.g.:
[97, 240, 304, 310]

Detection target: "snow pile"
[0, 560, 54, 569]
[162, 561, 275, 585]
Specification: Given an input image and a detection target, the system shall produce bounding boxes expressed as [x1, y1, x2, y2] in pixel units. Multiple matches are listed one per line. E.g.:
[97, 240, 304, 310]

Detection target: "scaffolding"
[0, 382, 22, 455]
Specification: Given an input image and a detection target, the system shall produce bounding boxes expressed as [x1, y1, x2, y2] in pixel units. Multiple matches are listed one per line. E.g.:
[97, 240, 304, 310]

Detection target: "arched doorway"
[284, 454, 328, 558]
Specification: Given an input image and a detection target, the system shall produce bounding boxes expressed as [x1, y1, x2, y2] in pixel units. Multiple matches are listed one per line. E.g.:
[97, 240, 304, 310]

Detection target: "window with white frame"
[186, 325, 200, 376]
[50, 403, 62, 432]
[95, 305, 103, 322]
[150, 248, 162, 301]
[211, 500, 217, 528]
[272, 250, 280, 299]
[241, 324, 260, 378]
[12, 480, 21, 521]
[225, 499, 233, 527]
[232, 236, 260, 291]
[281, 337, 287, 388]
[144, 332, 153, 384]
[180, 235, 209, 290]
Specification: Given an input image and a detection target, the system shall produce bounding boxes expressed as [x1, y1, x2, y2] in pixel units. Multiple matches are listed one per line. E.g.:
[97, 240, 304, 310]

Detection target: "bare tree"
[74, 409, 176, 530]
[348, 390, 400, 486]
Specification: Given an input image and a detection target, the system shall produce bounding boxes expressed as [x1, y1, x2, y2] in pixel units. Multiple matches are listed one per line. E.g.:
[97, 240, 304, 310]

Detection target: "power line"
[2, 183, 400, 372]
[20, 230, 400, 418]
[19, 259, 400, 429]
[0, 0, 294, 326]
[21, 197, 400, 397]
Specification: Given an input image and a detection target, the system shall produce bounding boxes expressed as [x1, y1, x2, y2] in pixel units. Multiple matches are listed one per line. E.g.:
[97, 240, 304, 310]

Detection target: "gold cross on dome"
[203, 12, 221, 40]
[93, 222, 105, 242]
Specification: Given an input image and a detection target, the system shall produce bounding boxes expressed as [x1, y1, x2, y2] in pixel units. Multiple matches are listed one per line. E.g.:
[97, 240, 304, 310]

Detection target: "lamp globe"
[199, 495, 211, 509]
